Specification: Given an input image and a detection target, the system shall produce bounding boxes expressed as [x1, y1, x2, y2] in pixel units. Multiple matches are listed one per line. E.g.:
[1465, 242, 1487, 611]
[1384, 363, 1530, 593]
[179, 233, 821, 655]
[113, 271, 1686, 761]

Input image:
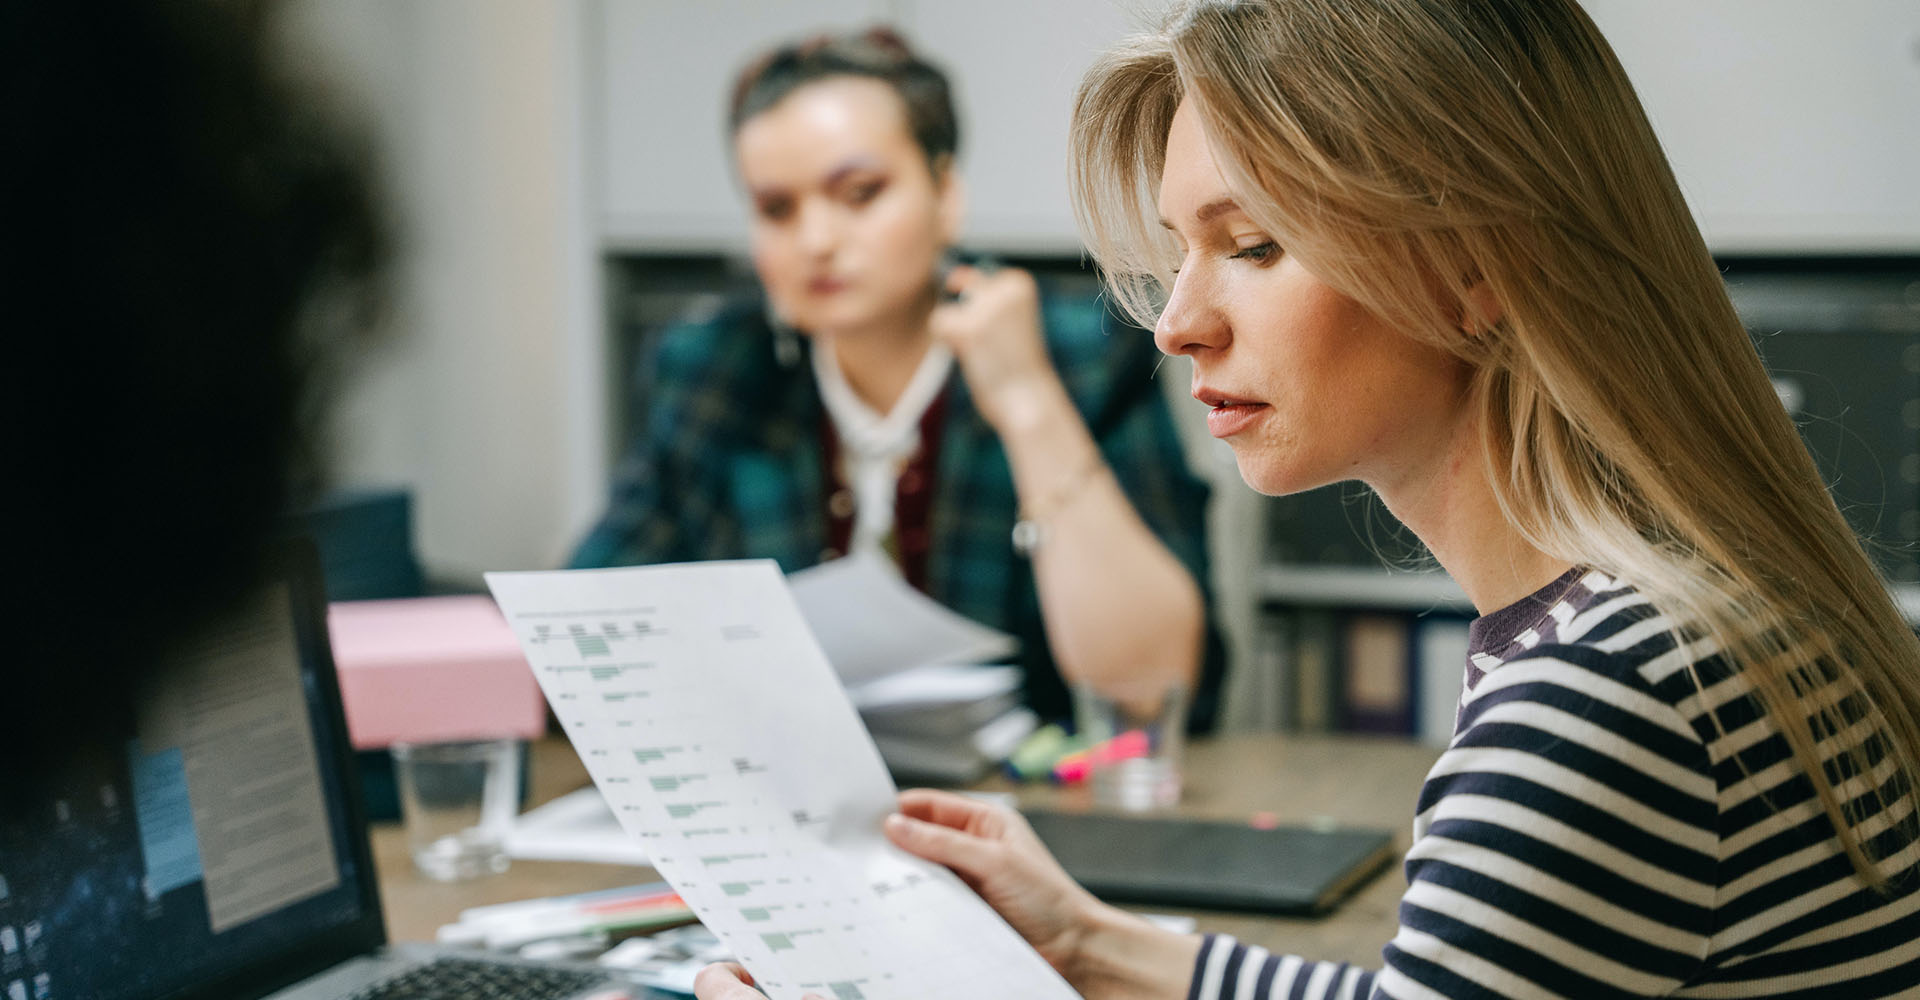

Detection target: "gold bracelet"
[1011, 450, 1108, 557]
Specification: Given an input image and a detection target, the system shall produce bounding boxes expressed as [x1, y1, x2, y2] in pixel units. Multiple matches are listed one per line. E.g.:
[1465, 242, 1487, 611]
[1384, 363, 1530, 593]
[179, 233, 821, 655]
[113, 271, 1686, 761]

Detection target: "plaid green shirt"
[571, 292, 1226, 729]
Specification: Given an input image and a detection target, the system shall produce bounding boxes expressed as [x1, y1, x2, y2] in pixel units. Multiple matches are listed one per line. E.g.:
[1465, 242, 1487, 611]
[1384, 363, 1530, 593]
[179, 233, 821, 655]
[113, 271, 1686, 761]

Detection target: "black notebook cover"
[1022, 810, 1396, 915]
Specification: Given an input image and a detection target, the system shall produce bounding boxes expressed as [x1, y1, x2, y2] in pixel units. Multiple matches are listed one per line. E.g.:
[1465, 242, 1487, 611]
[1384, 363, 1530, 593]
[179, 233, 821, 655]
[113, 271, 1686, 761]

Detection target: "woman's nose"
[795, 200, 838, 256]
[1153, 270, 1228, 357]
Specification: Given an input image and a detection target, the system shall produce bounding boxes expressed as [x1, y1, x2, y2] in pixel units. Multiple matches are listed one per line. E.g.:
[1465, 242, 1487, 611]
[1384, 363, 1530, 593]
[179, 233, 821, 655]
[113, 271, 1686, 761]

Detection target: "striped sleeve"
[1185, 574, 1920, 996]
[1190, 935, 1377, 1000]
[1188, 647, 1717, 999]
[1379, 649, 1716, 997]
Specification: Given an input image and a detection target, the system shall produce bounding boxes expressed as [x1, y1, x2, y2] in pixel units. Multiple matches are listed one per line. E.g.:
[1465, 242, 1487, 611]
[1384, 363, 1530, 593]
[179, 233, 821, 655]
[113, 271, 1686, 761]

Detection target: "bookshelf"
[1249, 567, 1471, 746]
[1254, 569, 1920, 746]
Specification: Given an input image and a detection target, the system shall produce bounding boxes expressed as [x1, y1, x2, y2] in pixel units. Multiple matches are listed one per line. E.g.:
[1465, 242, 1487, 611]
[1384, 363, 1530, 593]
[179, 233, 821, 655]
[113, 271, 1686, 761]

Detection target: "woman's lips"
[807, 276, 847, 295]
[1204, 402, 1269, 438]
[1195, 387, 1268, 438]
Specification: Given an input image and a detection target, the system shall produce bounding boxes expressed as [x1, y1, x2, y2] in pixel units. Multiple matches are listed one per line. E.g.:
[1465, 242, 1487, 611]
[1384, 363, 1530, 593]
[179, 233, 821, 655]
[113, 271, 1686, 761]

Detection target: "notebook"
[0, 541, 652, 1000]
[1021, 810, 1395, 915]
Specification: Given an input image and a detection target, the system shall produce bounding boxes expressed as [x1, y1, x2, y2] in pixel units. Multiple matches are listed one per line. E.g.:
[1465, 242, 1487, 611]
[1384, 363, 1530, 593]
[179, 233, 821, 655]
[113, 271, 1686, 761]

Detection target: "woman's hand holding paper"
[883, 789, 1201, 1000]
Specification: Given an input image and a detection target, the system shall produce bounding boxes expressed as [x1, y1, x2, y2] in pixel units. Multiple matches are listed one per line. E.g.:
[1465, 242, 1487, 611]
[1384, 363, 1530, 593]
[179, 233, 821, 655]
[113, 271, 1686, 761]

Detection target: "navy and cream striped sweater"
[1192, 570, 1920, 998]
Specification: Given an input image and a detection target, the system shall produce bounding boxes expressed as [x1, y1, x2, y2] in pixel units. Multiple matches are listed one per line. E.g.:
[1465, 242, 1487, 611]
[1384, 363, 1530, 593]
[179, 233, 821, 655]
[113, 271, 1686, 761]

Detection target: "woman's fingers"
[692, 962, 763, 999]
[943, 263, 981, 296]
[897, 787, 1002, 831]
[884, 810, 1003, 878]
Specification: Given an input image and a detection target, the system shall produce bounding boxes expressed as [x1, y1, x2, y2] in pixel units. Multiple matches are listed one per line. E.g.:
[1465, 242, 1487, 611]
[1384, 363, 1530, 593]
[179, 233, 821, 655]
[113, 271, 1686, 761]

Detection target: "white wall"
[598, 1, 1920, 254]
[593, 0, 1154, 254]
[1583, 0, 1920, 253]
[595, 0, 889, 252]
[280, 0, 606, 582]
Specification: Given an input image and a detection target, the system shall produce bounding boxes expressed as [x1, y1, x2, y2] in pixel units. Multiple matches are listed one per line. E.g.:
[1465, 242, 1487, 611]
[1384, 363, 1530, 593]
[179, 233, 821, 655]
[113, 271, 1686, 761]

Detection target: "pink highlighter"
[1051, 728, 1152, 784]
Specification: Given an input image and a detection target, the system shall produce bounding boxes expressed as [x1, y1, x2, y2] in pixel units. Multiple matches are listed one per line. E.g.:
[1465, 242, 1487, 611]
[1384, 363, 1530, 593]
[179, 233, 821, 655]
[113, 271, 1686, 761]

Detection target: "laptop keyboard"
[349, 957, 607, 1000]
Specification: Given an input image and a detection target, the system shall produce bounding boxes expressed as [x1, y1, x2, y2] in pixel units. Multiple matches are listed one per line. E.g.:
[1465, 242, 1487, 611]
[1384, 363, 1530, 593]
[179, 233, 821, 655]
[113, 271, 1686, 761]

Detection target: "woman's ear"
[932, 154, 967, 246]
[1460, 279, 1505, 337]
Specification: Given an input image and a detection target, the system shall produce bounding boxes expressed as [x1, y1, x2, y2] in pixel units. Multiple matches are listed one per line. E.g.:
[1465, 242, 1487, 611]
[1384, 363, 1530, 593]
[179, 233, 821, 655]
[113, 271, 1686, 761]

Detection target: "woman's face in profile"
[735, 76, 961, 339]
[1153, 100, 1469, 499]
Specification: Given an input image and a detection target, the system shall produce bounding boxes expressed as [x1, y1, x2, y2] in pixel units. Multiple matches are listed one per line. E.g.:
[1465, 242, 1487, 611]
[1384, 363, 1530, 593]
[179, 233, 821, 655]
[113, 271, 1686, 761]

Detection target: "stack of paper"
[790, 554, 1035, 784]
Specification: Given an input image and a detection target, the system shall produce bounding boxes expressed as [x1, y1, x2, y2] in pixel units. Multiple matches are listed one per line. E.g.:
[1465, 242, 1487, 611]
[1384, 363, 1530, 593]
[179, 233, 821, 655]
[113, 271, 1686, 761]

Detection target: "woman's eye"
[756, 200, 793, 222]
[1229, 241, 1279, 263]
[846, 181, 884, 205]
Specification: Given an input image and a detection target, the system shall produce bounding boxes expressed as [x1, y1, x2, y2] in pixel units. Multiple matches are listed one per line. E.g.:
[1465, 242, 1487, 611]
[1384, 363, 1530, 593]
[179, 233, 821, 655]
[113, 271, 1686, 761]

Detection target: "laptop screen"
[0, 545, 383, 1000]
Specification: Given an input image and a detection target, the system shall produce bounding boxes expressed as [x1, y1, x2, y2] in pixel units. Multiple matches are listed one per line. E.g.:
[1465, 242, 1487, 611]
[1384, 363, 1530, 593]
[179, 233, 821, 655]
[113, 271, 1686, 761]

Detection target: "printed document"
[485, 561, 1077, 1000]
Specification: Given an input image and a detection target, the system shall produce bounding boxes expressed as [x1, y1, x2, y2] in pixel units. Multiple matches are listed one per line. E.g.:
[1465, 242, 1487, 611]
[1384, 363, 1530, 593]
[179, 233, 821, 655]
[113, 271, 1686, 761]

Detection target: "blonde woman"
[696, 0, 1920, 997]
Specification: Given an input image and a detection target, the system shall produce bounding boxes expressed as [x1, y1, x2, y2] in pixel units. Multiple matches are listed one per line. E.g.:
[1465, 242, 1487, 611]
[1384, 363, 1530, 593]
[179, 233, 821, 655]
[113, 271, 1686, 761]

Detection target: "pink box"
[327, 595, 546, 749]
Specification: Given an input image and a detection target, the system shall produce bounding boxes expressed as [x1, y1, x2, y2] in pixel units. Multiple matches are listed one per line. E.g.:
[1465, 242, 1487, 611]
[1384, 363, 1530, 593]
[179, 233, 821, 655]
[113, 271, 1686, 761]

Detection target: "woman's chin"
[1232, 453, 1319, 498]
[785, 306, 876, 338]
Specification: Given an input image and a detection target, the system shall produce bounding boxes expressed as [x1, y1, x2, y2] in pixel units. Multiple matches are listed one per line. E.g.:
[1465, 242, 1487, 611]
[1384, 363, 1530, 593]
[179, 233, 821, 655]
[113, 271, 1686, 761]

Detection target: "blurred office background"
[276, 1, 1920, 737]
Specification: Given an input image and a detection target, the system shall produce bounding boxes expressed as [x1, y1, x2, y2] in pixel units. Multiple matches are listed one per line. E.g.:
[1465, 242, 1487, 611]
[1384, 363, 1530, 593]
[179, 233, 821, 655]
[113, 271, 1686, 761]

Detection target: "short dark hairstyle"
[728, 26, 959, 167]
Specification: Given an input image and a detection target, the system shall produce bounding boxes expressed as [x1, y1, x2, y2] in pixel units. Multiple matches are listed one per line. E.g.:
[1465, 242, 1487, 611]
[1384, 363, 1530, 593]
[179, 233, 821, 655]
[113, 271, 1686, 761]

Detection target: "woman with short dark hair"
[574, 27, 1225, 733]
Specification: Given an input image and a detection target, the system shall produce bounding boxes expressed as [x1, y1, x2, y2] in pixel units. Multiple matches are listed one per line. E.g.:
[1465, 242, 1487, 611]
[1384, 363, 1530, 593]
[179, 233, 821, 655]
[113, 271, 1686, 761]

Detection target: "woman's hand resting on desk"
[932, 265, 1069, 434]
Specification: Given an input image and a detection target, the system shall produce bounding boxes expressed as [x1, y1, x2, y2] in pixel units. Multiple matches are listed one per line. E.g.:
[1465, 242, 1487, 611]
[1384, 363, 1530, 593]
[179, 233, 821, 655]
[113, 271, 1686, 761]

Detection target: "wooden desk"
[371, 734, 1441, 968]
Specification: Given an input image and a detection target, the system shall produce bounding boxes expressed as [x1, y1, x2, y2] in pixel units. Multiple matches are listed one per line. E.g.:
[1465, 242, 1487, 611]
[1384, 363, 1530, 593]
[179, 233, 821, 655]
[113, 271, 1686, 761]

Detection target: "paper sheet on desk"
[485, 561, 1077, 1000]
[789, 552, 1017, 685]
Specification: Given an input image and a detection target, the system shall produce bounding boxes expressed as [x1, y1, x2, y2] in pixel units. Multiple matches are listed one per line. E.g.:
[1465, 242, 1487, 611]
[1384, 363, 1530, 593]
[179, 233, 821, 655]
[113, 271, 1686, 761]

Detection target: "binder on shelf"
[1412, 616, 1472, 746]
[1290, 609, 1340, 732]
[1340, 613, 1412, 734]
[1229, 610, 1294, 732]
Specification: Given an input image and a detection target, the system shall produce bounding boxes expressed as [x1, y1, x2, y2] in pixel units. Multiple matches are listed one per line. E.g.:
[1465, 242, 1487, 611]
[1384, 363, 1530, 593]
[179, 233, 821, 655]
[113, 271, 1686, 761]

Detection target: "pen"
[481, 896, 695, 950]
[437, 883, 689, 949]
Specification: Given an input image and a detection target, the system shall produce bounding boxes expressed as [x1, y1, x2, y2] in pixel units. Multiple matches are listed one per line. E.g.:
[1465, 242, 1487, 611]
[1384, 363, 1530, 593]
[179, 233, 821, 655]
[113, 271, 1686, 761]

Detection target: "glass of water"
[390, 739, 519, 881]
[1073, 680, 1187, 812]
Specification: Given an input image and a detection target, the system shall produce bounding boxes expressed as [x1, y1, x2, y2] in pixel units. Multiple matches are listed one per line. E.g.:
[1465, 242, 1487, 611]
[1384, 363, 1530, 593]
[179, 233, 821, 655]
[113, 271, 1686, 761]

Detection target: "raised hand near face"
[930, 265, 1067, 433]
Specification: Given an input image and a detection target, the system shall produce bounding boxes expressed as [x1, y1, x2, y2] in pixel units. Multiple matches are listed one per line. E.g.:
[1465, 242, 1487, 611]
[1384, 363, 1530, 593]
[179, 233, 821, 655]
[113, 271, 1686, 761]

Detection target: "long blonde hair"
[1072, 0, 1920, 885]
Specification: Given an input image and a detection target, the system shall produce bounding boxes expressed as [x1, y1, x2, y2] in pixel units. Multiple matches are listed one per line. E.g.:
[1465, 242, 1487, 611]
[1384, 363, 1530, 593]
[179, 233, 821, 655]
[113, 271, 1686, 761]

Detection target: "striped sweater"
[1192, 570, 1920, 998]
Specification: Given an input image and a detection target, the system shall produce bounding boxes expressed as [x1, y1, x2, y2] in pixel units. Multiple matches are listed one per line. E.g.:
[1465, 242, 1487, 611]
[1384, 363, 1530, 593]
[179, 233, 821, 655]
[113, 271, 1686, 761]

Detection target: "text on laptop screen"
[0, 580, 369, 1000]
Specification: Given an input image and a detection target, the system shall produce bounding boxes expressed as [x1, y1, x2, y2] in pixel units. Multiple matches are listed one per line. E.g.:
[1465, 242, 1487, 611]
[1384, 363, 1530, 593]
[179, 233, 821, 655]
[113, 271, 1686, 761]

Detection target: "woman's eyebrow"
[822, 156, 884, 187]
[1158, 197, 1242, 230]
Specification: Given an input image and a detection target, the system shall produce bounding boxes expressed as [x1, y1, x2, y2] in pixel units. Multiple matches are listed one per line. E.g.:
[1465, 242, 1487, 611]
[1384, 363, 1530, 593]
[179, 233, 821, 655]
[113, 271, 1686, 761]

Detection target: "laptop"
[1022, 810, 1395, 916]
[0, 541, 658, 1000]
